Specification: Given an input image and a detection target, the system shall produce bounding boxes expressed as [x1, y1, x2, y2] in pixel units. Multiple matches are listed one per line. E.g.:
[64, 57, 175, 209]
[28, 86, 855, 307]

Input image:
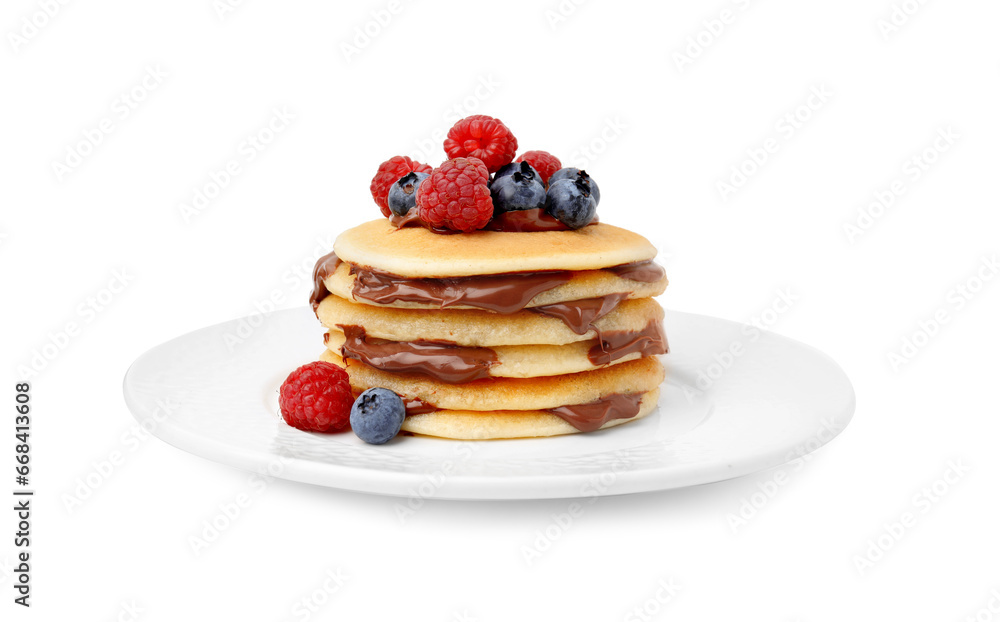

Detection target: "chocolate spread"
[484, 208, 572, 232]
[546, 393, 644, 432]
[605, 260, 666, 283]
[390, 208, 596, 233]
[588, 320, 669, 366]
[350, 387, 437, 416]
[312, 253, 663, 320]
[530, 293, 630, 335]
[338, 325, 498, 384]
[350, 266, 576, 315]
[332, 319, 664, 384]
[388, 210, 459, 235]
[402, 396, 437, 416]
[309, 250, 342, 313]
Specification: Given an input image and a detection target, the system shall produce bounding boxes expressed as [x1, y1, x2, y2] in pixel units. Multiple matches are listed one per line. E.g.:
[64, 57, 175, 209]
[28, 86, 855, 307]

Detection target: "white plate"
[123, 308, 854, 500]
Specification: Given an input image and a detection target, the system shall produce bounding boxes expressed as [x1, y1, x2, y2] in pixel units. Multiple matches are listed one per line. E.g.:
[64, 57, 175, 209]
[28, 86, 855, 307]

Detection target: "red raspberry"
[370, 156, 432, 217]
[416, 157, 493, 232]
[516, 150, 562, 185]
[279, 361, 354, 432]
[443, 115, 518, 173]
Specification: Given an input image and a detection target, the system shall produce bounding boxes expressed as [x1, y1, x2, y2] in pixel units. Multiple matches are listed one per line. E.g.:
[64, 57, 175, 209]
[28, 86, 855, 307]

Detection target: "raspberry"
[516, 150, 562, 185]
[279, 361, 354, 432]
[416, 157, 493, 232]
[370, 156, 432, 217]
[443, 115, 518, 173]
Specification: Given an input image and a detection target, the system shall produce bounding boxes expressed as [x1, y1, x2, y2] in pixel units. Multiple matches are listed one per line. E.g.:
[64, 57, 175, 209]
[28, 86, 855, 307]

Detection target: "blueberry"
[387, 172, 429, 217]
[350, 388, 405, 444]
[488, 162, 546, 213]
[547, 168, 600, 204]
[545, 178, 598, 229]
[493, 160, 540, 183]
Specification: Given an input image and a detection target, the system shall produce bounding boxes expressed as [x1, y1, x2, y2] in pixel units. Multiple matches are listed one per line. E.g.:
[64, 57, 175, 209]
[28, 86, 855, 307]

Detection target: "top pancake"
[334, 219, 659, 277]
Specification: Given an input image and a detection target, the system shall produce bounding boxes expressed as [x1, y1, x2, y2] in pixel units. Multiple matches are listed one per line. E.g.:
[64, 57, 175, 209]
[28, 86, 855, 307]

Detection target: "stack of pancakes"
[310, 219, 668, 440]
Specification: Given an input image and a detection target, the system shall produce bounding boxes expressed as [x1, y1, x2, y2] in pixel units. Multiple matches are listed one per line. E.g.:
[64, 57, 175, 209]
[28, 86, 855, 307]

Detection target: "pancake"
[317, 295, 664, 347]
[334, 219, 659, 277]
[324, 321, 663, 379]
[319, 350, 665, 412]
[399, 387, 660, 440]
[321, 260, 667, 311]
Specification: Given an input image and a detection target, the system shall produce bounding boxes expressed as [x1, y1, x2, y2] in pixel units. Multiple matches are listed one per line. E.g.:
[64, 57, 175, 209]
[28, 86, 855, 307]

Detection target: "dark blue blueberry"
[545, 178, 598, 229]
[350, 388, 405, 444]
[492, 160, 541, 184]
[488, 162, 546, 213]
[387, 171, 429, 217]
[547, 167, 600, 204]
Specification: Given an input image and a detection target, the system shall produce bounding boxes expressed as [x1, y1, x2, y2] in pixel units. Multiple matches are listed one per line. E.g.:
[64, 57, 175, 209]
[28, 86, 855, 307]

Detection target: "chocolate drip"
[351, 267, 575, 315]
[388, 210, 460, 235]
[605, 260, 666, 283]
[588, 320, 669, 366]
[352, 385, 437, 416]
[309, 250, 342, 313]
[546, 393, 644, 432]
[402, 396, 438, 416]
[530, 293, 630, 335]
[338, 325, 498, 384]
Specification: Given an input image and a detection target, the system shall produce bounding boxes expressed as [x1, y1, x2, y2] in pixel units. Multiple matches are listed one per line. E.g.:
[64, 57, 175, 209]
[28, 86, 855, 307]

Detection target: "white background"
[2, 0, 999, 619]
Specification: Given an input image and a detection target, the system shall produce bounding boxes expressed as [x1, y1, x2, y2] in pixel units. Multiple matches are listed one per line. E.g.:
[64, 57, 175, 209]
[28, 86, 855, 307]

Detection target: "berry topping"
[548, 167, 600, 204]
[416, 157, 493, 232]
[350, 388, 406, 445]
[370, 156, 432, 217]
[279, 362, 354, 432]
[387, 171, 430, 217]
[443, 115, 518, 173]
[545, 178, 598, 229]
[489, 161, 546, 214]
[516, 150, 562, 185]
